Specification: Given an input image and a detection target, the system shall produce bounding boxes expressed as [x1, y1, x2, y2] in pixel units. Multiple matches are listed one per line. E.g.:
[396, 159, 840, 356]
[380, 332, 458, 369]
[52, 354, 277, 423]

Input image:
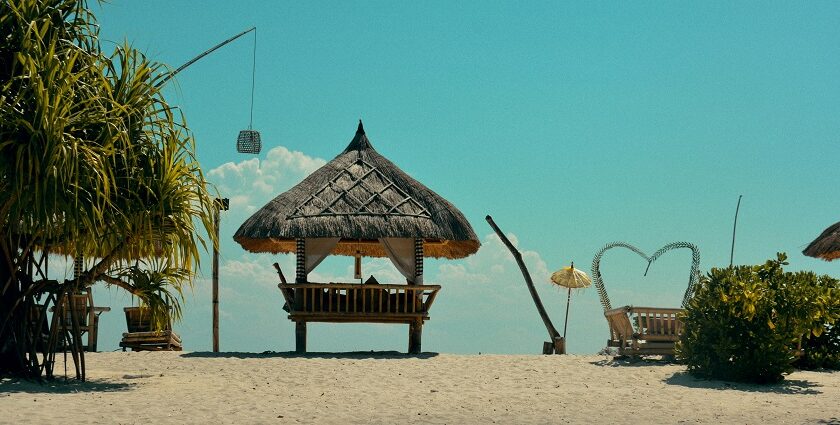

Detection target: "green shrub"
[677, 253, 839, 383]
[795, 274, 840, 370]
[796, 323, 840, 370]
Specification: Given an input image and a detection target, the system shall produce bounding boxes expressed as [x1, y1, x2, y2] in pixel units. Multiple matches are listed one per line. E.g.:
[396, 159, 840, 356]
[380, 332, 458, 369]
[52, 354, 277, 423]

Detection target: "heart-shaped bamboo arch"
[590, 242, 701, 311]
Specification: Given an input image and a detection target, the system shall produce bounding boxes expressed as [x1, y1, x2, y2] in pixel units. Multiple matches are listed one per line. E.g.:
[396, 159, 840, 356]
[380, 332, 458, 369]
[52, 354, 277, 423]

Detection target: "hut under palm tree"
[234, 121, 479, 353]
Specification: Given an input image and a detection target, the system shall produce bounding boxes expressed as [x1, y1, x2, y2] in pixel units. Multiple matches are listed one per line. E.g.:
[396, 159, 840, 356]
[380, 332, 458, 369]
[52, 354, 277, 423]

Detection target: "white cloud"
[207, 145, 326, 215]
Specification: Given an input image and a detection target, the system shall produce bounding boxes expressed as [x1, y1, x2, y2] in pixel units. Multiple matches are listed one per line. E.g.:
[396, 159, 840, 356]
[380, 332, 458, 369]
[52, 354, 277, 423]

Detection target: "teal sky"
[80, 1, 840, 354]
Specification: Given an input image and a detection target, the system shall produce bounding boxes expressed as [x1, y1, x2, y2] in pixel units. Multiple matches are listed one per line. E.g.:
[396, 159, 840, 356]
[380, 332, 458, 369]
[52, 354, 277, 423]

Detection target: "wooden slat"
[424, 289, 439, 312]
[302, 288, 307, 312]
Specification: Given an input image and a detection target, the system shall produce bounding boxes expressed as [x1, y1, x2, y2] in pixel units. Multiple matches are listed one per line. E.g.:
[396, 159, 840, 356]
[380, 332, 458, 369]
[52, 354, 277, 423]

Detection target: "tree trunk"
[0, 241, 25, 375]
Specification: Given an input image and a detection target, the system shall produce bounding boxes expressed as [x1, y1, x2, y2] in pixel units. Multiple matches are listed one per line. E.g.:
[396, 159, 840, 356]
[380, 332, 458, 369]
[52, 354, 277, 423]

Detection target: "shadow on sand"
[0, 377, 132, 394]
[664, 371, 823, 395]
[589, 357, 823, 395]
[180, 350, 440, 360]
[589, 357, 678, 368]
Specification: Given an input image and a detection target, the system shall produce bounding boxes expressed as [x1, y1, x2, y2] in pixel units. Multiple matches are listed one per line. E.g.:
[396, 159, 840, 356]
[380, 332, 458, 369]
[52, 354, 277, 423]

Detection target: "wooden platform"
[120, 331, 182, 352]
[605, 306, 684, 357]
[278, 282, 441, 354]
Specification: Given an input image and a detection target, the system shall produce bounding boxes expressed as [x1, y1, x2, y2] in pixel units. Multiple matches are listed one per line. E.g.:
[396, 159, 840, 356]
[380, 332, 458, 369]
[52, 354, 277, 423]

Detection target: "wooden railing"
[278, 283, 441, 317]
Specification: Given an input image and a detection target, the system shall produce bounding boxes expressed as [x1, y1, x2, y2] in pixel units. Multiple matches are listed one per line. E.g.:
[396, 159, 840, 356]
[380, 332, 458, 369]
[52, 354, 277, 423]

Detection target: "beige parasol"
[550, 262, 592, 341]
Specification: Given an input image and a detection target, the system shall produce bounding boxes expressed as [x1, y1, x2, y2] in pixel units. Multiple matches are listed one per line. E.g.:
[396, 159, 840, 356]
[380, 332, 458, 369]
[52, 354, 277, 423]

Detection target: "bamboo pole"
[212, 198, 228, 353]
[212, 204, 220, 353]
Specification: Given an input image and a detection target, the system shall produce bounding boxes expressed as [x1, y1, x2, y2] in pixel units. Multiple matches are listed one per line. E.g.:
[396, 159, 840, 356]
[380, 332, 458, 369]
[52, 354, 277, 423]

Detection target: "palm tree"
[0, 0, 215, 379]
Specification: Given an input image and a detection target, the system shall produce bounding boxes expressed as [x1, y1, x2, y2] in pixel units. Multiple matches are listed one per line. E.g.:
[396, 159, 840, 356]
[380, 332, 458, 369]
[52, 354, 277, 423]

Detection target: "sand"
[1, 352, 838, 424]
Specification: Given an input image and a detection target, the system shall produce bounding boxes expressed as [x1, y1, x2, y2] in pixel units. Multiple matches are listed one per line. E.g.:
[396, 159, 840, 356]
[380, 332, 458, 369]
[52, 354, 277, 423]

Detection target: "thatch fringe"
[233, 122, 480, 259]
[803, 221, 840, 261]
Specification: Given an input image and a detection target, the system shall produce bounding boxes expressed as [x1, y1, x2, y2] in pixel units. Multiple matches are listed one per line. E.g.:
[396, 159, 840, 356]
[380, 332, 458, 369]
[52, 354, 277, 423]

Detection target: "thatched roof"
[803, 221, 840, 261]
[233, 121, 480, 259]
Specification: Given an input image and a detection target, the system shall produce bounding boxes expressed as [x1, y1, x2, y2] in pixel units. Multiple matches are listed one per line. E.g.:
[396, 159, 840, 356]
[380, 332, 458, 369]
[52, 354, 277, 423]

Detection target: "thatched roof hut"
[234, 121, 480, 354]
[234, 121, 480, 259]
[803, 221, 840, 261]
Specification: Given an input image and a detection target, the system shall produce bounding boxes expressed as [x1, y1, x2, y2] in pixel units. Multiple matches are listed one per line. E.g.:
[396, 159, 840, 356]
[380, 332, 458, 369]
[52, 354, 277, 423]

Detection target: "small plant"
[677, 253, 839, 383]
[109, 260, 190, 331]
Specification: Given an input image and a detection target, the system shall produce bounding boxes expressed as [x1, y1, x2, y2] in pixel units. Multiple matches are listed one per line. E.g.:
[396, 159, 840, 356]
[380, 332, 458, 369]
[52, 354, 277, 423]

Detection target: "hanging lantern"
[237, 129, 261, 154]
[237, 27, 261, 154]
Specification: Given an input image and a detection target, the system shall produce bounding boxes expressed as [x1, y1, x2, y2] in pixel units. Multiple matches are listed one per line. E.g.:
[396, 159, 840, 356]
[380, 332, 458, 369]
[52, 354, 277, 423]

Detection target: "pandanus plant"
[0, 0, 216, 380]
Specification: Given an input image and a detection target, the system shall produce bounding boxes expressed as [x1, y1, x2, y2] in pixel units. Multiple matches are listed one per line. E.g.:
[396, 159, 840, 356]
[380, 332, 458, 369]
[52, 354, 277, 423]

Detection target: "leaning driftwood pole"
[486, 215, 563, 354]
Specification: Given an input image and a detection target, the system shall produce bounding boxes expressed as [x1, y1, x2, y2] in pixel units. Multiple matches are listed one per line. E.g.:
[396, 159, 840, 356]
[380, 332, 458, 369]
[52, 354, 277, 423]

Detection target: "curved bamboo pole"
[486, 216, 563, 354]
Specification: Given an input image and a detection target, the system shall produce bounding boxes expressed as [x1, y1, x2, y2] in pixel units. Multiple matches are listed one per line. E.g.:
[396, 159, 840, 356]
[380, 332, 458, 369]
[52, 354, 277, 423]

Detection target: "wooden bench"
[605, 306, 683, 356]
[120, 331, 182, 351]
[120, 307, 182, 351]
[277, 281, 441, 353]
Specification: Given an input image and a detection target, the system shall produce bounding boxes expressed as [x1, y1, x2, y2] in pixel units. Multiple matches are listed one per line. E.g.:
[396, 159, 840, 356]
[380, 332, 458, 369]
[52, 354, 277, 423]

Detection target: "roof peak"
[343, 120, 374, 153]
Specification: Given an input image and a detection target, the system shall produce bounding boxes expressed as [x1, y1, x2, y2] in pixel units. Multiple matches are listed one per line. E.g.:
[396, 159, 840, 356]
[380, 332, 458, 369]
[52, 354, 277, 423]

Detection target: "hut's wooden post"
[295, 239, 306, 283]
[295, 239, 306, 310]
[409, 319, 422, 354]
[409, 238, 424, 354]
[295, 239, 307, 353]
[415, 238, 423, 285]
[295, 321, 307, 354]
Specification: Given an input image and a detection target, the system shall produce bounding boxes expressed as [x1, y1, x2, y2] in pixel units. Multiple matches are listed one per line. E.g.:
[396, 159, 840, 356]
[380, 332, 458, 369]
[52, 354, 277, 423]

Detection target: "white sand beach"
[1, 352, 838, 424]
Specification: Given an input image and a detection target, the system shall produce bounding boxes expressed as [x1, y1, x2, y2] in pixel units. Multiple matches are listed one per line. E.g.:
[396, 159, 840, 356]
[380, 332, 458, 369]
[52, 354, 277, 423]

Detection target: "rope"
[248, 28, 257, 130]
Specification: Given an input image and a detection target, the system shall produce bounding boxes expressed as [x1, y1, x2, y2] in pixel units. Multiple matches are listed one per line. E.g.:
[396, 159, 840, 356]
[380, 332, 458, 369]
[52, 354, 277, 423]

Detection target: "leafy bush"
[796, 323, 840, 370]
[795, 274, 840, 370]
[677, 254, 839, 383]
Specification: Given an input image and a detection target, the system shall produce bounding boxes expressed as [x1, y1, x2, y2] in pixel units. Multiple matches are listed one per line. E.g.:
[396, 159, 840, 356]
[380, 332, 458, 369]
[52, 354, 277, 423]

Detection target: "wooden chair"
[52, 290, 111, 352]
[120, 307, 182, 351]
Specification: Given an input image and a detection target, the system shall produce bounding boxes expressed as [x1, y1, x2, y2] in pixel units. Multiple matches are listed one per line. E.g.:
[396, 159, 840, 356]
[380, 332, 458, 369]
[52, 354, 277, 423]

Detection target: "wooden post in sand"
[212, 198, 228, 353]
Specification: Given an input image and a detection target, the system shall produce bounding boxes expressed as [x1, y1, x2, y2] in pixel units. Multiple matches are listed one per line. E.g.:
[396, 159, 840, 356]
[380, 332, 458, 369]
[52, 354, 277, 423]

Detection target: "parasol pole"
[563, 287, 571, 339]
[562, 262, 575, 339]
